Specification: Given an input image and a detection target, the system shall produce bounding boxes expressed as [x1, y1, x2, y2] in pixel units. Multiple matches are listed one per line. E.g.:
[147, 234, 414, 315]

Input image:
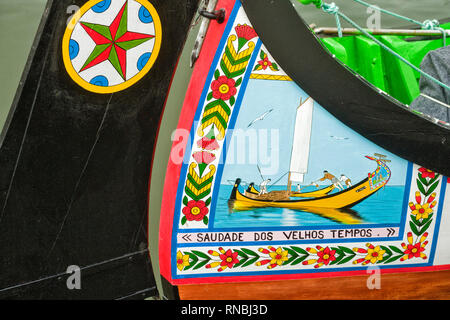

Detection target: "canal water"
[0, 0, 449, 131]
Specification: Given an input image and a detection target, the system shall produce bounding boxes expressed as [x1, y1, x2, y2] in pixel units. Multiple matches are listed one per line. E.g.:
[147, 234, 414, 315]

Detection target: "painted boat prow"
[155, 0, 450, 300]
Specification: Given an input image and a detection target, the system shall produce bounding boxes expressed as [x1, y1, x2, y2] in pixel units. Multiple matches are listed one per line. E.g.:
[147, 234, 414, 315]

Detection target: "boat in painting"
[229, 156, 391, 210]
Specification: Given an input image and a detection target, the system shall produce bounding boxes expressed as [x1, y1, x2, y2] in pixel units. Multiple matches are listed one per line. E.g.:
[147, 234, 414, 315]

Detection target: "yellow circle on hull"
[62, 0, 162, 94]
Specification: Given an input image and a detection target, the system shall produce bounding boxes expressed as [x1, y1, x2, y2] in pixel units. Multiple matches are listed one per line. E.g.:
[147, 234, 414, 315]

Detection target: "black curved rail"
[241, 0, 450, 177]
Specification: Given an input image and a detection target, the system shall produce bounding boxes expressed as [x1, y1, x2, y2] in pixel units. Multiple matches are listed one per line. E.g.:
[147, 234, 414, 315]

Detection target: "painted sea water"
[213, 184, 406, 228]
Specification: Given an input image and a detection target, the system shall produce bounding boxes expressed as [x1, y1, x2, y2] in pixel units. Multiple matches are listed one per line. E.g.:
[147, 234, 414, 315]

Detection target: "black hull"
[0, 0, 198, 299]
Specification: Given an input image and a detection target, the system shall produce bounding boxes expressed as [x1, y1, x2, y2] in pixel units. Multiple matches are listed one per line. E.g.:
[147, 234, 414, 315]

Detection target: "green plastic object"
[319, 22, 450, 105]
[297, 0, 322, 8]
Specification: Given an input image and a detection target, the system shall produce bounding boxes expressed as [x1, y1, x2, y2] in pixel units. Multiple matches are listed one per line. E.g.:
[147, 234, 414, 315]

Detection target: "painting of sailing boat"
[212, 79, 409, 228]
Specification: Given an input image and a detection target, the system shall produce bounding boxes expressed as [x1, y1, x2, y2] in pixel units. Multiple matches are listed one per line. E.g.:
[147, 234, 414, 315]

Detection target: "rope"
[339, 13, 450, 92]
[352, 0, 447, 46]
[422, 19, 447, 46]
[422, 19, 440, 30]
[352, 0, 423, 26]
[268, 171, 289, 187]
[420, 93, 450, 110]
[322, 2, 342, 37]
[310, 1, 450, 92]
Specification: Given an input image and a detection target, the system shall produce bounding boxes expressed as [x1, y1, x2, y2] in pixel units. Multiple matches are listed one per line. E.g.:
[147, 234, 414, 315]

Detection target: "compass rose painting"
[62, 0, 162, 93]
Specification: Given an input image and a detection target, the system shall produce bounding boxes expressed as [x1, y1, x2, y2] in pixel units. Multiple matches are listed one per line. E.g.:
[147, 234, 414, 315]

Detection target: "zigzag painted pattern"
[185, 163, 216, 201]
[250, 74, 292, 81]
[197, 100, 231, 139]
[221, 35, 255, 79]
[198, 35, 255, 140]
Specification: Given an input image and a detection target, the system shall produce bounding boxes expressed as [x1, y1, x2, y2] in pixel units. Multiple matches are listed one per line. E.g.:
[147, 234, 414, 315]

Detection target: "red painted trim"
[158, 0, 236, 283]
[147, 35, 186, 267]
[171, 264, 450, 285]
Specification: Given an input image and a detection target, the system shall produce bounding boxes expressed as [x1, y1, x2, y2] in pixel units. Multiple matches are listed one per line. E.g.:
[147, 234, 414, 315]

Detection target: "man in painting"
[340, 174, 352, 188]
[313, 171, 344, 191]
[259, 179, 271, 195]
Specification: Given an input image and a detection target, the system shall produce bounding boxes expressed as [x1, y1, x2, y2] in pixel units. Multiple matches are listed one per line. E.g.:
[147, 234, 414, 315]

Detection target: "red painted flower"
[400, 232, 428, 261]
[235, 24, 257, 41]
[182, 200, 209, 221]
[303, 246, 337, 268]
[418, 167, 436, 179]
[206, 247, 240, 272]
[211, 76, 237, 101]
[257, 56, 272, 70]
[403, 242, 425, 260]
[316, 246, 336, 266]
[219, 248, 240, 270]
[193, 151, 216, 164]
[197, 137, 219, 150]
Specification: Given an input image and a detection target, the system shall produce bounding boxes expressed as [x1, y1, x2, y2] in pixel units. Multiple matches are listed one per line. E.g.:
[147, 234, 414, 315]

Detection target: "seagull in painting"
[330, 135, 349, 140]
[247, 108, 274, 128]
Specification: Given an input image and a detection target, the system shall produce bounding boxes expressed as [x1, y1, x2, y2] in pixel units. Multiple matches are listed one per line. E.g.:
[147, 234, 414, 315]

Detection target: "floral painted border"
[253, 49, 280, 73]
[250, 45, 292, 81]
[175, 166, 444, 274]
[179, 15, 259, 228]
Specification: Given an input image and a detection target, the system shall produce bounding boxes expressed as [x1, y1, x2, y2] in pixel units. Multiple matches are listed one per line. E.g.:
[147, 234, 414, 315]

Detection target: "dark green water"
[0, 0, 449, 131]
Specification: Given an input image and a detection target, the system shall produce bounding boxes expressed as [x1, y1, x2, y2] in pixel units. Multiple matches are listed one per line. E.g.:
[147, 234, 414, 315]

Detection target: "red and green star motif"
[79, 0, 154, 80]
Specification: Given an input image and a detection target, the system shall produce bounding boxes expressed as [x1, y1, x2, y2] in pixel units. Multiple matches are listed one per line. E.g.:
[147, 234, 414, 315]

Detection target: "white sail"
[289, 97, 314, 183]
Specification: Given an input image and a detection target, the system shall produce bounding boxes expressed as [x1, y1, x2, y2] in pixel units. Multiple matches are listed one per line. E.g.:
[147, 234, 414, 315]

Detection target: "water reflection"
[228, 199, 363, 225]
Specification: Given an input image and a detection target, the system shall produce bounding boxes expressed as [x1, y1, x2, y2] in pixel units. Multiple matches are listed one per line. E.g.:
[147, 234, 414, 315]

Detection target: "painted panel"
[160, 0, 450, 284]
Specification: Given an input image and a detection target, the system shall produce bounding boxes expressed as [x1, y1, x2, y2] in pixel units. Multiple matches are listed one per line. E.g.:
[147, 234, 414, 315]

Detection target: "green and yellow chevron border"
[180, 23, 258, 227]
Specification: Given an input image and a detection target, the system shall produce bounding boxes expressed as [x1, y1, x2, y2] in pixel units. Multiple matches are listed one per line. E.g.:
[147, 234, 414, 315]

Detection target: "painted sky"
[220, 78, 408, 186]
